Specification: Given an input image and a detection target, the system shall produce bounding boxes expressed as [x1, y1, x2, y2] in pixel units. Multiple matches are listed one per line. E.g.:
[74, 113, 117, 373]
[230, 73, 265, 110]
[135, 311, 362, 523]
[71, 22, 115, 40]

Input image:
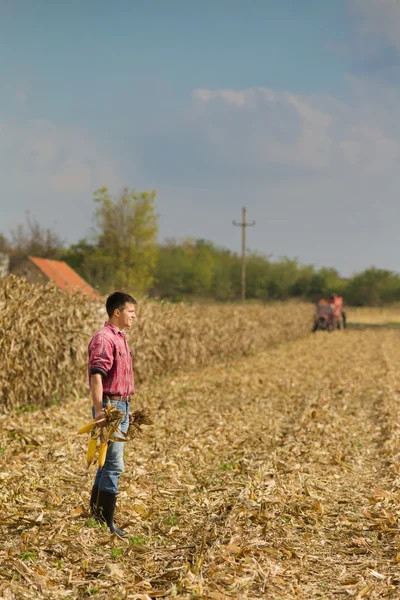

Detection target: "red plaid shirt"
[88, 322, 135, 396]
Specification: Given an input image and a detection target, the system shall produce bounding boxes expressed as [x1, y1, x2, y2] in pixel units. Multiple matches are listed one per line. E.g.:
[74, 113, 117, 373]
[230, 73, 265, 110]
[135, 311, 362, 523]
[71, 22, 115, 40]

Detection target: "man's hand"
[95, 410, 106, 425]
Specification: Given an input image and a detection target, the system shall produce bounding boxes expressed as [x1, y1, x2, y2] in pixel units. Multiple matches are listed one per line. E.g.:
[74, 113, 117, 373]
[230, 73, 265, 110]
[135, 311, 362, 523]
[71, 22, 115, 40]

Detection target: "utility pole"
[233, 207, 256, 302]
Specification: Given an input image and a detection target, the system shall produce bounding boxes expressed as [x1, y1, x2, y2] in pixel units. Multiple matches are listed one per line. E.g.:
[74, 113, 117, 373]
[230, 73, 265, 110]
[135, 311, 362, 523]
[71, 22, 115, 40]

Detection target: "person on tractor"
[329, 293, 347, 329]
[312, 294, 347, 332]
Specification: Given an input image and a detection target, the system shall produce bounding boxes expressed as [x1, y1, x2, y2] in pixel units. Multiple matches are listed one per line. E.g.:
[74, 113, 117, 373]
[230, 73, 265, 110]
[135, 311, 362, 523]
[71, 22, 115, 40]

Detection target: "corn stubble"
[0, 275, 313, 410]
[2, 315, 400, 598]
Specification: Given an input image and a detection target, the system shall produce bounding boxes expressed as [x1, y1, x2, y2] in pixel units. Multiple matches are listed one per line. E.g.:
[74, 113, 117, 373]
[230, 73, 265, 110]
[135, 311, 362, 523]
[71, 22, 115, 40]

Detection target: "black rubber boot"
[95, 489, 127, 537]
[90, 485, 99, 516]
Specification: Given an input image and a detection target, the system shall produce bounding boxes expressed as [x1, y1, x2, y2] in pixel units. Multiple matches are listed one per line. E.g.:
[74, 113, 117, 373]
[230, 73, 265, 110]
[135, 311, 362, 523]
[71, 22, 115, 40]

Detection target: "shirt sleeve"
[88, 334, 114, 378]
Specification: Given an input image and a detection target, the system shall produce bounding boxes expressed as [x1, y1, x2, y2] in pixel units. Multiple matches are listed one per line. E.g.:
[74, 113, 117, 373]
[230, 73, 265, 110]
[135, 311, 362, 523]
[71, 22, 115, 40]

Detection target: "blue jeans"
[92, 399, 130, 494]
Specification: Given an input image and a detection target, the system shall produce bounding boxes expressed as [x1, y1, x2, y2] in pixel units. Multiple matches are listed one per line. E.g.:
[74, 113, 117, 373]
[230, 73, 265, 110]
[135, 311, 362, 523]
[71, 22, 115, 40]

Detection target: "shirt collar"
[104, 321, 126, 337]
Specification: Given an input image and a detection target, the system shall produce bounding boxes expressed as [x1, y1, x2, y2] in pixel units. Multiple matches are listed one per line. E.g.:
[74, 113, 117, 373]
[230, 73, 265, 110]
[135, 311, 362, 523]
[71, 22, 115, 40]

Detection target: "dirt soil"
[1, 329, 400, 599]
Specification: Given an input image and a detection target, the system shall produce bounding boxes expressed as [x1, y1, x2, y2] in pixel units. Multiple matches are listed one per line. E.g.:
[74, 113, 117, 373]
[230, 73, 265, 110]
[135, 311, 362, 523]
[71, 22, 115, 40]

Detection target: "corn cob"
[77, 420, 96, 435]
[98, 442, 108, 467]
[86, 438, 97, 466]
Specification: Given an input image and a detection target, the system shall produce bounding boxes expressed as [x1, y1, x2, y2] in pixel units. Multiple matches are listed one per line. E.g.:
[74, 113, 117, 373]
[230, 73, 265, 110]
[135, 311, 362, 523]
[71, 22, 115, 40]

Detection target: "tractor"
[312, 296, 345, 332]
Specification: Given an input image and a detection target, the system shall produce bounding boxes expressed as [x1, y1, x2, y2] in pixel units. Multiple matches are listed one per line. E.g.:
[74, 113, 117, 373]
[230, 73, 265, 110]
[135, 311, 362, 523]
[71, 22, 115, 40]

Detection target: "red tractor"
[312, 295, 346, 332]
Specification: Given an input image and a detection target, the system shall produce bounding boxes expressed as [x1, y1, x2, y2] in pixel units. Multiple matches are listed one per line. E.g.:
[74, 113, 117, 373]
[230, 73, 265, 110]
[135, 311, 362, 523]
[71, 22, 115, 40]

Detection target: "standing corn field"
[0, 275, 313, 411]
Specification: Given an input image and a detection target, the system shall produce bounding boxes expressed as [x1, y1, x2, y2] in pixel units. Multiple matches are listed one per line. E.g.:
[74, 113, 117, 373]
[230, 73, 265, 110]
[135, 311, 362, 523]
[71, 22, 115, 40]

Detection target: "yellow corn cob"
[98, 442, 108, 467]
[77, 420, 96, 435]
[86, 438, 97, 466]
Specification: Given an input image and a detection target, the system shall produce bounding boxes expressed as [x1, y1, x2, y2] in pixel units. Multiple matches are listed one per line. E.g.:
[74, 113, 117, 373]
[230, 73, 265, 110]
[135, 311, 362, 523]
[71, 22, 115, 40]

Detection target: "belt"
[104, 394, 131, 403]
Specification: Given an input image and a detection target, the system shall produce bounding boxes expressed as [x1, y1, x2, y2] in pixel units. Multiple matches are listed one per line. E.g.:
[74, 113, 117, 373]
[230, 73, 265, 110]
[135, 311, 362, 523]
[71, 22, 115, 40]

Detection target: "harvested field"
[348, 306, 400, 325]
[1, 328, 400, 599]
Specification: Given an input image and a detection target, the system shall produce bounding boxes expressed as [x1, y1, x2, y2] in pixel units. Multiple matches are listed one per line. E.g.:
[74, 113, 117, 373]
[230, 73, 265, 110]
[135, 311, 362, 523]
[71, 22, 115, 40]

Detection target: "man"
[88, 291, 137, 537]
[329, 293, 347, 329]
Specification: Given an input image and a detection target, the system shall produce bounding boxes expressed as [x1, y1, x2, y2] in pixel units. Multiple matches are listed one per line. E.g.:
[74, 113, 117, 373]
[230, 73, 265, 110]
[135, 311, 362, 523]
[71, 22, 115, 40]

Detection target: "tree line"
[2, 187, 400, 306]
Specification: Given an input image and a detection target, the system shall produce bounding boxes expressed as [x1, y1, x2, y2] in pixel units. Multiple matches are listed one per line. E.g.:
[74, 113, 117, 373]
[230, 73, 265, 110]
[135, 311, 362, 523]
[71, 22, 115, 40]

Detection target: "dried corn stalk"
[0, 275, 313, 412]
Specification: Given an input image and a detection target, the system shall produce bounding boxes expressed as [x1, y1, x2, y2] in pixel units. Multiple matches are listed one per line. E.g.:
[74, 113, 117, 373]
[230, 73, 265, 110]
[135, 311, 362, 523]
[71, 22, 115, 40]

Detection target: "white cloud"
[0, 119, 125, 241]
[3, 74, 400, 274]
[139, 77, 400, 275]
[189, 83, 400, 175]
[0, 119, 120, 193]
[350, 0, 400, 52]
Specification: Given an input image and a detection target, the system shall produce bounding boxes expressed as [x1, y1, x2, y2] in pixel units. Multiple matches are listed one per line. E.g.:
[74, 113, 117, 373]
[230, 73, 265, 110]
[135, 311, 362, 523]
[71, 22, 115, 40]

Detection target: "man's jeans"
[92, 399, 130, 494]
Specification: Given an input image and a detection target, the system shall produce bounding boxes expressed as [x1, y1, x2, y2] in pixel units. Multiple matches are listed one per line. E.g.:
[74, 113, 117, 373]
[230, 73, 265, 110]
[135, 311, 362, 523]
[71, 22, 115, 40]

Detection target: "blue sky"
[2, 0, 400, 275]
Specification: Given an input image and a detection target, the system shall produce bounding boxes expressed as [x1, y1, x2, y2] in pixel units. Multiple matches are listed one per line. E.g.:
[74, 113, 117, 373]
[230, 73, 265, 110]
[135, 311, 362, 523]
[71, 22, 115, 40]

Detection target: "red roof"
[29, 256, 100, 300]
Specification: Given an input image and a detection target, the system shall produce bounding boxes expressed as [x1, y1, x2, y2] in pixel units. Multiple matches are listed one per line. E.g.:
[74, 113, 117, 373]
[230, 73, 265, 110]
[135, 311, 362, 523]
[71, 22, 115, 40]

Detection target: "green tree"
[92, 187, 158, 295]
[289, 264, 316, 298]
[245, 252, 272, 300]
[153, 239, 215, 300]
[306, 267, 345, 301]
[189, 239, 215, 296]
[345, 268, 400, 306]
[153, 240, 192, 300]
[60, 239, 108, 290]
[211, 249, 237, 301]
[267, 257, 301, 300]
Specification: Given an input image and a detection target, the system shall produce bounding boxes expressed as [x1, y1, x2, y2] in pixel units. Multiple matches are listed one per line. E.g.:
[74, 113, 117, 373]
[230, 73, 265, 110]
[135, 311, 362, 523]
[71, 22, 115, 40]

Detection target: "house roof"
[29, 256, 100, 300]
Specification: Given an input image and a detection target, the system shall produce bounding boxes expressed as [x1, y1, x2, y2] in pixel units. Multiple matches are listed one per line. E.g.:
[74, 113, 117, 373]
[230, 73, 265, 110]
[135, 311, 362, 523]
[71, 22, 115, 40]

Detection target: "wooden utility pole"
[233, 207, 256, 302]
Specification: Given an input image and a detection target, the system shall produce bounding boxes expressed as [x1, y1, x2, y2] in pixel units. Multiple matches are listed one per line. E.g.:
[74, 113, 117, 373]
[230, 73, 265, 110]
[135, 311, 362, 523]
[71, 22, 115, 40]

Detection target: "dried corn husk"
[127, 407, 154, 440]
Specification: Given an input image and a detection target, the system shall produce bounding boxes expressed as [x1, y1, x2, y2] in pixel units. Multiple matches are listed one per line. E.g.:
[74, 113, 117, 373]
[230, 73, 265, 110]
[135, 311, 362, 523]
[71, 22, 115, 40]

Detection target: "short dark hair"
[106, 292, 137, 317]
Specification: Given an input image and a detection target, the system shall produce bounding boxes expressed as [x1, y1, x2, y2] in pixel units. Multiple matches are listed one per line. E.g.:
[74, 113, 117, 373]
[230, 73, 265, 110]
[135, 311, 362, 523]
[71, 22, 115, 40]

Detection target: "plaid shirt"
[88, 322, 135, 396]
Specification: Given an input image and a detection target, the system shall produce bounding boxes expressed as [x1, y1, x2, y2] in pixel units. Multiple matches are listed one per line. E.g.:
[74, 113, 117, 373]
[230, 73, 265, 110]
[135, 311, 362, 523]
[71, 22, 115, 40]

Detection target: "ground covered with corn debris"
[2, 329, 400, 599]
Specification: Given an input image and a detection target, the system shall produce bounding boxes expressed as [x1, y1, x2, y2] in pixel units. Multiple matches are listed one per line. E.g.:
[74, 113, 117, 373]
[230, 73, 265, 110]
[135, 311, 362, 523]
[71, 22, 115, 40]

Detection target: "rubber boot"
[95, 489, 127, 537]
[90, 485, 99, 516]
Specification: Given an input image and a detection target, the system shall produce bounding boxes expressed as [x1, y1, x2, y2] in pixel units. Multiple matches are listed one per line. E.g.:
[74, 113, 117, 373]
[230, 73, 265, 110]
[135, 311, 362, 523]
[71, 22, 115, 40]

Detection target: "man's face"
[116, 302, 136, 329]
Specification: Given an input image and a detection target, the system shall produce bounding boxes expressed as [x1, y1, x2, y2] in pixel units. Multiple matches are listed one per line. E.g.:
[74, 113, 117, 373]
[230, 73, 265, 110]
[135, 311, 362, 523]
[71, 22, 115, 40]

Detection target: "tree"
[153, 239, 214, 300]
[345, 268, 400, 306]
[289, 264, 316, 298]
[245, 252, 272, 300]
[92, 187, 159, 295]
[267, 257, 301, 300]
[307, 267, 345, 302]
[152, 240, 191, 300]
[8, 213, 64, 259]
[187, 239, 215, 296]
[210, 248, 237, 302]
[0, 233, 9, 254]
[60, 239, 105, 289]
